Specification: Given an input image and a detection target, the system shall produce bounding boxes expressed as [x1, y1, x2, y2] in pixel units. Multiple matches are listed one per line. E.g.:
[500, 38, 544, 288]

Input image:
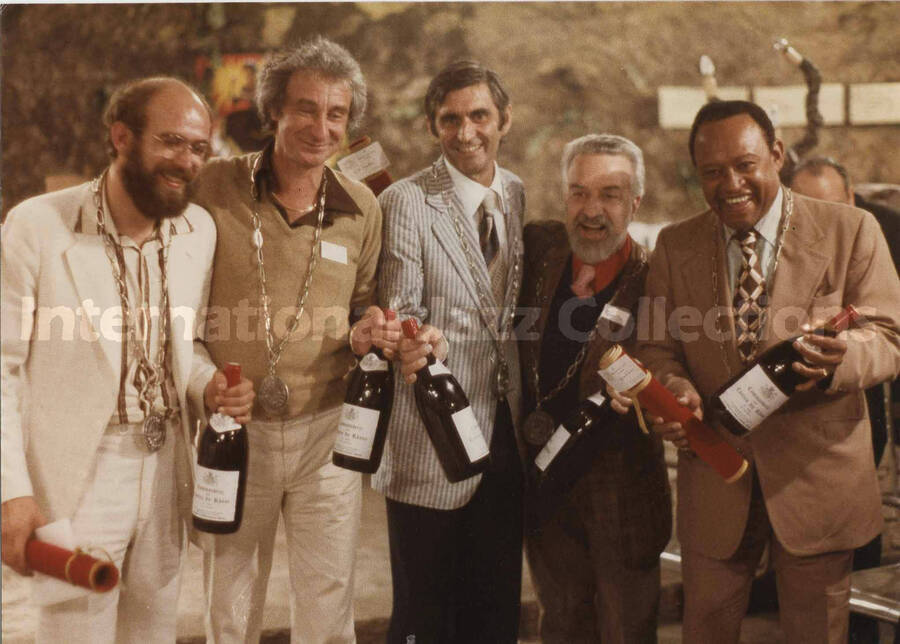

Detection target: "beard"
[121, 143, 193, 220]
[566, 214, 630, 264]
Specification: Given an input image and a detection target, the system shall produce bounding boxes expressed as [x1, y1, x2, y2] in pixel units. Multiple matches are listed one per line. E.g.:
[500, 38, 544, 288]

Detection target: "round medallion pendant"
[142, 412, 167, 452]
[523, 410, 556, 446]
[259, 374, 290, 416]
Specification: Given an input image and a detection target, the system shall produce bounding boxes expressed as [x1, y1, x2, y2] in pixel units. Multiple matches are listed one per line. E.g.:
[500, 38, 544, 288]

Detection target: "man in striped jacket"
[373, 60, 526, 643]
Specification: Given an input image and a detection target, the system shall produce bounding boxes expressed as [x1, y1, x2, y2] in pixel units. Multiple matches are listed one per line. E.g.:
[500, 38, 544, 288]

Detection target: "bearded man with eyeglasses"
[1, 76, 253, 643]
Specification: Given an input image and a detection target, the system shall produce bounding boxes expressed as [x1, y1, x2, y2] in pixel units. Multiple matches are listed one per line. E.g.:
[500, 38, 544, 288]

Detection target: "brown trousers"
[682, 474, 853, 644]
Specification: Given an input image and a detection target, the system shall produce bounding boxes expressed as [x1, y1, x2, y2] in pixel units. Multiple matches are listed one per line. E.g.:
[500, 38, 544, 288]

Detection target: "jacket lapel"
[63, 190, 123, 375]
[535, 238, 571, 342]
[500, 174, 523, 307]
[761, 192, 829, 349]
[426, 159, 493, 309]
[679, 210, 743, 380]
[165, 230, 199, 398]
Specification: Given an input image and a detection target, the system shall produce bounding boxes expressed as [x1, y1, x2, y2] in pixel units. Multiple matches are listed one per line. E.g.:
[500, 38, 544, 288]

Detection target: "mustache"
[155, 163, 194, 185]
[573, 214, 611, 229]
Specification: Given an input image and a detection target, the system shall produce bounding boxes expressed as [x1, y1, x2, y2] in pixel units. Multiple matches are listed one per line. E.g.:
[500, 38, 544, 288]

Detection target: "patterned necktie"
[479, 190, 507, 308]
[733, 229, 766, 362]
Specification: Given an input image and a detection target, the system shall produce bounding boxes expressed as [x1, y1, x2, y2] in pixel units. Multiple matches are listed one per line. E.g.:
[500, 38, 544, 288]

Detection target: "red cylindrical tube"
[25, 540, 119, 592]
[598, 345, 748, 483]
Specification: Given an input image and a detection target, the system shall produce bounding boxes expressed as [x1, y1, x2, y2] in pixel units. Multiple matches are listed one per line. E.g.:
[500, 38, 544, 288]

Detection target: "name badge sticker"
[321, 240, 348, 265]
[600, 304, 632, 328]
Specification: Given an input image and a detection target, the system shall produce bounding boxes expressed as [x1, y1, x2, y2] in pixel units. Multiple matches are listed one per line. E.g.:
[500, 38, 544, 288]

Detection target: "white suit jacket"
[372, 157, 525, 510]
[1, 182, 217, 524]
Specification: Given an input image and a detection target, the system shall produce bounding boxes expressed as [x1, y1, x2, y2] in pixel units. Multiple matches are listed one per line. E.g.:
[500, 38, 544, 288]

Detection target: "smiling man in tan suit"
[637, 100, 900, 643]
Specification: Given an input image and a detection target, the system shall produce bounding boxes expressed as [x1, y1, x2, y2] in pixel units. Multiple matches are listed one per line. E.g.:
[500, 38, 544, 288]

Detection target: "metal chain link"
[91, 172, 172, 418]
[444, 189, 521, 348]
[251, 170, 327, 376]
[529, 256, 645, 411]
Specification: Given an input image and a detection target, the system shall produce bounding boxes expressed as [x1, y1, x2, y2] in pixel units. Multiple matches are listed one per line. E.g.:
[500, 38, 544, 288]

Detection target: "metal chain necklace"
[710, 187, 794, 376]
[442, 176, 522, 398]
[91, 172, 172, 452]
[252, 168, 328, 416]
[522, 255, 646, 445]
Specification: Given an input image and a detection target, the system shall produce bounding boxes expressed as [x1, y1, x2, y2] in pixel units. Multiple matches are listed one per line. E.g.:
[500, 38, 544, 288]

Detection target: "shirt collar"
[252, 142, 363, 222]
[722, 186, 783, 246]
[443, 157, 505, 218]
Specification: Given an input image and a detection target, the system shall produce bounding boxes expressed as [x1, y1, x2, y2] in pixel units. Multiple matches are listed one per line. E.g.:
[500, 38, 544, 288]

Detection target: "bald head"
[103, 76, 212, 159]
[789, 159, 854, 206]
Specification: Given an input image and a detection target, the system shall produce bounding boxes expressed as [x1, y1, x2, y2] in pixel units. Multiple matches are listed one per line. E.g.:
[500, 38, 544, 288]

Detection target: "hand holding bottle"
[203, 370, 255, 423]
[791, 321, 848, 391]
[398, 323, 449, 384]
[350, 305, 402, 358]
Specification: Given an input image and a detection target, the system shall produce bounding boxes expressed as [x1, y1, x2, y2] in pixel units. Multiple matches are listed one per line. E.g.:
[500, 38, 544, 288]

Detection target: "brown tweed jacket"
[519, 220, 672, 569]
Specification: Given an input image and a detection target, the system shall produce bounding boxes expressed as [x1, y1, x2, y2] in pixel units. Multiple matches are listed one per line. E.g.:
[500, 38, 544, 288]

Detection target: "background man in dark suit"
[787, 155, 899, 644]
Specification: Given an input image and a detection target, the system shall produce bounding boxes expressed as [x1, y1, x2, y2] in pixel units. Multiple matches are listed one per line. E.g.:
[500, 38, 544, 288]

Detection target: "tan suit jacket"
[637, 190, 900, 558]
[1, 182, 217, 525]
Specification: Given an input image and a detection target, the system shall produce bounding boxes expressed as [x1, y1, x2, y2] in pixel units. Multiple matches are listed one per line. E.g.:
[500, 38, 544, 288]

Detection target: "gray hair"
[560, 134, 645, 198]
[257, 36, 367, 133]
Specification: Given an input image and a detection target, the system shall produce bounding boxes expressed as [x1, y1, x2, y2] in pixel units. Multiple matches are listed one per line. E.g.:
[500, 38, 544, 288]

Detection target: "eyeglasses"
[151, 133, 211, 160]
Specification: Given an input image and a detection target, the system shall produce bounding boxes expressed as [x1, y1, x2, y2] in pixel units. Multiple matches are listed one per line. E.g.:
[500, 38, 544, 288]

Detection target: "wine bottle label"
[209, 412, 241, 433]
[600, 303, 632, 328]
[334, 403, 380, 459]
[192, 465, 239, 522]
[719, 364, 790, 431]
[597, 355, 646, 392]
[588, 391, 607, 407]
[451, 406, 489, 463]
[360, 353, 389, 372]
[336, 141, 390, 180]
[428, 360, 452, 377]
[534, 425, 571, 472]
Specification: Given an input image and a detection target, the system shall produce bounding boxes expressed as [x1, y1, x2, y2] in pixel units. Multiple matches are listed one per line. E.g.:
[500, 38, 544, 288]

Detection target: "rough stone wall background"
[2, 2, 898, 221]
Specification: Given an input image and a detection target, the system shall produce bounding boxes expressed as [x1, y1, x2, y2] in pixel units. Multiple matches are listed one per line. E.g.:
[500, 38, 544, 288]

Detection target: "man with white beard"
[518, 134, 671, 643]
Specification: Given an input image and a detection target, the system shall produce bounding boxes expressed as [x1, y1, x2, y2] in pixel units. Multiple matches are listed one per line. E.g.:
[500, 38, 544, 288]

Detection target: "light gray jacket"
[372, 158, 525, 509]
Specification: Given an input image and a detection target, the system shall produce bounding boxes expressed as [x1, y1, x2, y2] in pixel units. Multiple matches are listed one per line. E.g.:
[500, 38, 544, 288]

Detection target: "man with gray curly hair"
[190, 36, 398, 643]
[519, 133, 671, 643]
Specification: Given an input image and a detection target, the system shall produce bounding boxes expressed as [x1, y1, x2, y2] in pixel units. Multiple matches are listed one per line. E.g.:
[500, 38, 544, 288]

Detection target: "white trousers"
[202, 406, 362, 644]
[37, 422, 181, 644]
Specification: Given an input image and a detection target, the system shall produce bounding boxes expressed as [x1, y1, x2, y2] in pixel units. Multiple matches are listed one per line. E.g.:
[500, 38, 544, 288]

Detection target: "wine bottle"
[598, 345, 748, 483]
[333, 309, 397, 473]
[711, 305, 860, 437]
[193, 362, 249, 534]
[401, 318, 490, 482]
[532, 390, 625, 495]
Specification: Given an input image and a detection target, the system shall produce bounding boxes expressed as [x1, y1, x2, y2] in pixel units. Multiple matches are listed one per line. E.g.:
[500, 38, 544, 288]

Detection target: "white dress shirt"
[444, 157, 508, 253]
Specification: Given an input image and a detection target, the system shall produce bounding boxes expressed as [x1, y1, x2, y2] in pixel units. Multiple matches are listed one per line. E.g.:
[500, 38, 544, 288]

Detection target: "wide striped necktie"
[733, 229, 766, 362]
